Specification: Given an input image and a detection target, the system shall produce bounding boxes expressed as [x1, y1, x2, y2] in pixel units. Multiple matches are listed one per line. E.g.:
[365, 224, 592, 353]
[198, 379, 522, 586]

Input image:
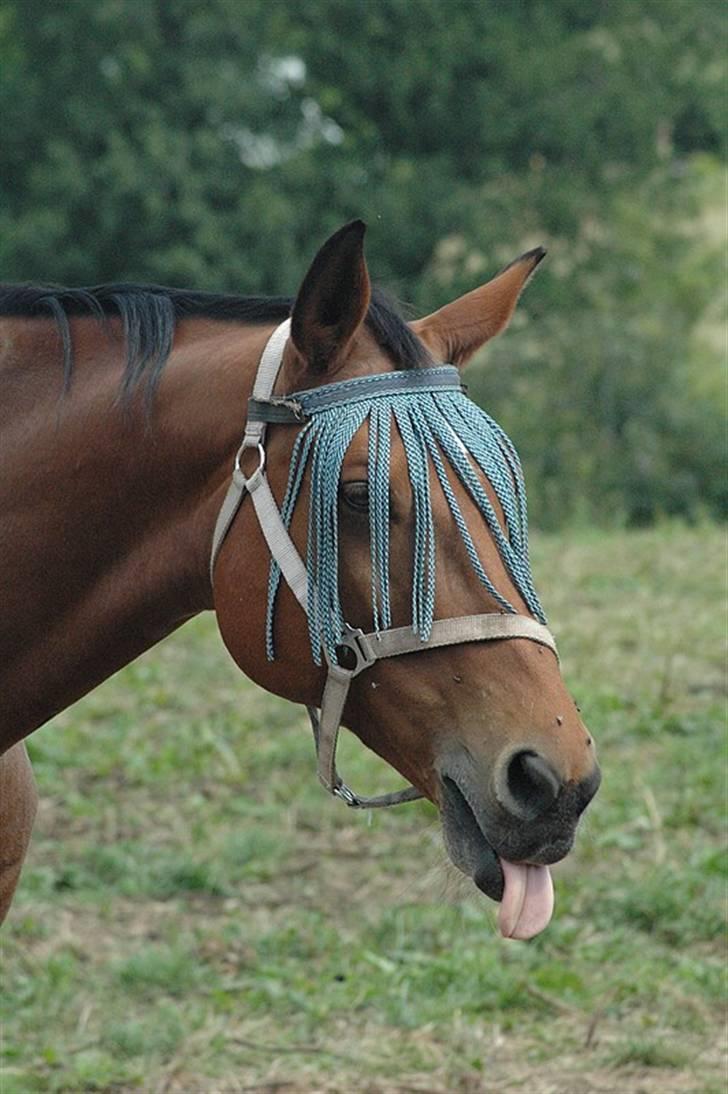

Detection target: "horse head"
[213, 221, 600, 939]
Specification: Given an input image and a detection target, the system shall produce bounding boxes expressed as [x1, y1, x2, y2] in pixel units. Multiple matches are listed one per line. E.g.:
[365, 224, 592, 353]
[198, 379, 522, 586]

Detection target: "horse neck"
[0, 315, 272, 747]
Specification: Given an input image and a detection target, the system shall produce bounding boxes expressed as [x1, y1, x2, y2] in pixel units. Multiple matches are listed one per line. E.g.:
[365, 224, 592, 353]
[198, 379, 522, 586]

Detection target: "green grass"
[1, 524, 725, 1093]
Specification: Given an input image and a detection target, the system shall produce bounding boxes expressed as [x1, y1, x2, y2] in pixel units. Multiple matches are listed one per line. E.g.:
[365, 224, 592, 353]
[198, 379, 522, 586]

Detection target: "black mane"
[0, 282, 432, 398]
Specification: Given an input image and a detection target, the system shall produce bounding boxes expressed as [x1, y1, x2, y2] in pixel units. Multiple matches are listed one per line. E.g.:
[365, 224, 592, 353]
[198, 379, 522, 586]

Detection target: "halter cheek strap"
[211, 321, 558, 809]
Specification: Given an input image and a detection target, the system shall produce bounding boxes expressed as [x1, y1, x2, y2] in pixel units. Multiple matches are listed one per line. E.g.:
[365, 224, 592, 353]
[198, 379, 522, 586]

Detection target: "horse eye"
[341, 481, 369, 513]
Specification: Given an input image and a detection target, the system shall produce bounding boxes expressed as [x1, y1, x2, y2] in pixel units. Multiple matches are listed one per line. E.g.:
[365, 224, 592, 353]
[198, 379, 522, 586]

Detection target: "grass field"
[1, 524, 725, 1093]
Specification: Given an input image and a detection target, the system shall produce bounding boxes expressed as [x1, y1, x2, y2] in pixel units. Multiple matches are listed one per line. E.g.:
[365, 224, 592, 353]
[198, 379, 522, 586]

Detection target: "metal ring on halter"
[235, 441, 266, 476]
[234, 441, 267, 493]
[332, 782, 359, 807]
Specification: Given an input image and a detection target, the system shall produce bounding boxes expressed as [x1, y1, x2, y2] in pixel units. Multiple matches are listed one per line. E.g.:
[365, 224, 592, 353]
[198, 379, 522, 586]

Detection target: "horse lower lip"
[440, 774, 505, 902]
[474, 850, 504, 902]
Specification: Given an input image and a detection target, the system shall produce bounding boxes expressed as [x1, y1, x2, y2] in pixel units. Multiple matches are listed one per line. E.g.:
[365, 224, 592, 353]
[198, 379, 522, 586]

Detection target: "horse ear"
[412, 248, 546, 368]
[289, 220, 371, 373]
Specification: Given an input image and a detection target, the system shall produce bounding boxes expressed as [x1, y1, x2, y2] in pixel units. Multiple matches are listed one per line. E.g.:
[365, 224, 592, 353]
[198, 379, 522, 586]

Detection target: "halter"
[210, 320, 557, 809]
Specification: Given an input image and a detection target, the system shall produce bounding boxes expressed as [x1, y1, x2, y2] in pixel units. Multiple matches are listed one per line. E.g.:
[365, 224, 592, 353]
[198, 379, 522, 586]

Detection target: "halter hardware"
[211, 319, 558, 809]
[234, 440, 266, 485]
[331, 624, 377, 676]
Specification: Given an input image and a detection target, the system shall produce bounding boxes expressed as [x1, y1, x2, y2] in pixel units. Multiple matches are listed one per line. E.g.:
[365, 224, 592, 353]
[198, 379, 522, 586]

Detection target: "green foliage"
[0, 0, 724, 524]
[471, 157, 726, 526]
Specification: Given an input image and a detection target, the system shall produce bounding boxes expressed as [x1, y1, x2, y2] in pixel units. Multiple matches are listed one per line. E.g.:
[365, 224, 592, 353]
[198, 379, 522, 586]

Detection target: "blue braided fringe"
[265, 369, 546, 665]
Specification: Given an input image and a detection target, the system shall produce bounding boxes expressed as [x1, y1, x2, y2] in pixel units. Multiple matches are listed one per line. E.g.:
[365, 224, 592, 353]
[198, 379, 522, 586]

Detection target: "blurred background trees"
[1, 0, 724, 526]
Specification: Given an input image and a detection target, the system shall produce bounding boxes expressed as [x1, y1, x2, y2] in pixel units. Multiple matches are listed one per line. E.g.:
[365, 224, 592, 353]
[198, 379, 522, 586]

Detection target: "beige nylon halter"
[211, 321, 558, 808]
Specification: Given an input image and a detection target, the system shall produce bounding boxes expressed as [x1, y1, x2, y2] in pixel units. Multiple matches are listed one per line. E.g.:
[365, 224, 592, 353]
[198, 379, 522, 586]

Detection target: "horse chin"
[440, 776, 504, 901]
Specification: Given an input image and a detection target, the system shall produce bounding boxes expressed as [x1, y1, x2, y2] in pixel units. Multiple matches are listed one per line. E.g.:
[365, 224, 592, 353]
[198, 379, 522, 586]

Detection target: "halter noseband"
[210, 320, 557, 809]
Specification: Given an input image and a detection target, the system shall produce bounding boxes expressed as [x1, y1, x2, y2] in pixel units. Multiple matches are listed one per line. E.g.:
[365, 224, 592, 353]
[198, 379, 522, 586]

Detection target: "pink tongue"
[497, 859, 554, 940]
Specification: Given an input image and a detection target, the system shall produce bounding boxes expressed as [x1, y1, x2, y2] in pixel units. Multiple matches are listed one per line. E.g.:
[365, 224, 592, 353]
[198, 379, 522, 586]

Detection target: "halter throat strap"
[210, 321, 558, 809]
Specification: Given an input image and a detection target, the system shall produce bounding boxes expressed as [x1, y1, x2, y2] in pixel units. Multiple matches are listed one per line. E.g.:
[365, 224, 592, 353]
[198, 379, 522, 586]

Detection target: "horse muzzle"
[437, 751, 601, 939]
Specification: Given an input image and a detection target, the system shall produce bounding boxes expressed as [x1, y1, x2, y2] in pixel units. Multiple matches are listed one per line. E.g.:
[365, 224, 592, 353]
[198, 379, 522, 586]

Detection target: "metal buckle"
[332, 624, 377, 676]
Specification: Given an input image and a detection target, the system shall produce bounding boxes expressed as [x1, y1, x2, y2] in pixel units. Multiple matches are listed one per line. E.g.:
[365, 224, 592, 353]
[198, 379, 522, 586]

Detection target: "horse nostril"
[500, 749, 562, 820]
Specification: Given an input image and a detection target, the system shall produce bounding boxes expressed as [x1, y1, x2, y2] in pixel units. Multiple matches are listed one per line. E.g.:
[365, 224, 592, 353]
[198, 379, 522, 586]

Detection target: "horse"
[0, 220, 599, 940]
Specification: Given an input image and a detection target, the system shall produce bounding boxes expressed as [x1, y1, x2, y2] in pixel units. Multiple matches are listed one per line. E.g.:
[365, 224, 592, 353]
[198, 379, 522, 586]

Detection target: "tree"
[1, 0, 724, 523]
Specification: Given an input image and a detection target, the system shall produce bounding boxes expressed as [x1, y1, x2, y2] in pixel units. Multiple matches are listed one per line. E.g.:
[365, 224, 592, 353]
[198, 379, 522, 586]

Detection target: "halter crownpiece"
[211, 319, 558, 809]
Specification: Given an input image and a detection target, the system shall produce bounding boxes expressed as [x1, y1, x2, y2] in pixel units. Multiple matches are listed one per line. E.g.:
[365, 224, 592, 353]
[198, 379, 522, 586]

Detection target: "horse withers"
[0, 221, 599, 938]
